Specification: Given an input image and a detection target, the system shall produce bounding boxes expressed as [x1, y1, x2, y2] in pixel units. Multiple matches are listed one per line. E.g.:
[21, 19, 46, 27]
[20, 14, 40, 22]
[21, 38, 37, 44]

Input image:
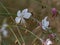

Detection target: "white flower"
[45, 39, 52, 45]
[41, 38, 53, 45]
[0, 23, 8, 37]
[42, 16, 49, 30]
[1, 23, 8, 31]
[2, 30, 8, 37]
[15, 9, 32, 24]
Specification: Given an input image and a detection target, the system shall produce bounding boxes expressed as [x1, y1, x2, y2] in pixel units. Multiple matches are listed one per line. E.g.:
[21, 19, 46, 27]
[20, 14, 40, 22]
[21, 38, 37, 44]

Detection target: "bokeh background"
[0, 0, 60, 45]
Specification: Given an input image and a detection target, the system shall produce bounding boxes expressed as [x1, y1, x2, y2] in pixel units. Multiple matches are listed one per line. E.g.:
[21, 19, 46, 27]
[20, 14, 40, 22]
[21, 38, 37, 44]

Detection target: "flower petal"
[43, 21, 49, 27]
[42, 26, 46, 30]
[1, 27, 6, 31]
[42, 16, 49, 30]
[3, 30, 8, 37]
[23, 13, 32, 19]
[17, 10, 22, 17]
[2, 23, 8, 27]
[46, 21, 49, 27]
[44, 16, 48, 20]
[42, 20, 49, 30]
[46, 39, 52, 45]
[15, 17, 21, 24]
[21, 18, 26, 24]
[22, 9, 28, 13]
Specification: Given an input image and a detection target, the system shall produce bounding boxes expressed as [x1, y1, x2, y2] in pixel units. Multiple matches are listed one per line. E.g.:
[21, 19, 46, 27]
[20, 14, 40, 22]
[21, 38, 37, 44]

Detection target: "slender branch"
[31, 17, 40, 23]
[10, 16, 25, 45]
[19, 26, 43, 42]
[0, 1, 21, 45]
[8, 26, 21, 45]
[10, 16, 42, 44]
[0, 1, 10, 14]
[16, 26, 25, 44]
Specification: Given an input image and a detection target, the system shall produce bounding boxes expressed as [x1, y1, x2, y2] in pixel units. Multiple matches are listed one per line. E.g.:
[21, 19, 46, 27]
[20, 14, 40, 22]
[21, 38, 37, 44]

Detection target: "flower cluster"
[14, 8, 58, 45]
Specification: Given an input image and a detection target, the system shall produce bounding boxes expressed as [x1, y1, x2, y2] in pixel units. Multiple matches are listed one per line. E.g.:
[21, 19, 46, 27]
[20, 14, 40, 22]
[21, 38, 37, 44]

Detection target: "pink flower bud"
[51, 8, 57, 17]
[48, 33, 56, 39]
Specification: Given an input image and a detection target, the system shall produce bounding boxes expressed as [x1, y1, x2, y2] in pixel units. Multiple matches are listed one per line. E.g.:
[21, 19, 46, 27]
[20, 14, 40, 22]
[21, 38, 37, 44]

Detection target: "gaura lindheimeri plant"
[42, 38, 53, 45]
[15, 8, 32, 24]
[0, 23, 8, 37]
[42, 16, 49, 30]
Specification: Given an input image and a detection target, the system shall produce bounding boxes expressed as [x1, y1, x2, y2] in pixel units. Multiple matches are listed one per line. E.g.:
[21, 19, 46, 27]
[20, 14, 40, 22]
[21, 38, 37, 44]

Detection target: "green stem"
[0, 1, 10, 14]
[0, 1, 21, 45]
[16, 26, 25, 44]
[19, 26, 43, 42]
[8, 26, 21, 45]
[10, 16, 25, 45]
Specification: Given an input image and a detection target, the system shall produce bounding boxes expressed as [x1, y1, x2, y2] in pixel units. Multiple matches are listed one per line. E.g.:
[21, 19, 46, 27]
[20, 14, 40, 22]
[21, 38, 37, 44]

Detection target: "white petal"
[42, 26, 46, 30]
[3, 30, 8, 37]
[15, 17, 21, 24]
[46, 21, 49, 27]
[47, 41, 52, 45]
[43, 21, 49, 27]
[2, 23, 8, 27]
[46, 39, 52, 45]
[17, 10, 22, 17]
[21, 18, 26, 24]
[42, 16, 49, 30]
[42, 21, 49, 30]
[44, 16, 48, 20]
[23, 13, 32, 19]
[22, 9, 28, 13]
[22, 9, 32, 19]
[1, 27, 5, 31]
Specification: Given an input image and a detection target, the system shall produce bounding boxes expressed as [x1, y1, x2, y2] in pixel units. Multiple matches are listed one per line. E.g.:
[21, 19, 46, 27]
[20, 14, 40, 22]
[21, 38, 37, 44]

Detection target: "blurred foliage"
[0, 0, 60, 45]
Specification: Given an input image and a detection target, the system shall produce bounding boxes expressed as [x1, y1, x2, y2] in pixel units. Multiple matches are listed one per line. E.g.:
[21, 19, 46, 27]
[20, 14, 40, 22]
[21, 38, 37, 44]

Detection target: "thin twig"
[8, 26, 21, 45]
[16, 26, 25, 45]
[10, 16, 42, 44]
[0, 1, 10, 14]
[31, 17, 40, 23]
[0, 1, 21, 45]
[19, 26, 43, 42]
[10, 16, 25, 45]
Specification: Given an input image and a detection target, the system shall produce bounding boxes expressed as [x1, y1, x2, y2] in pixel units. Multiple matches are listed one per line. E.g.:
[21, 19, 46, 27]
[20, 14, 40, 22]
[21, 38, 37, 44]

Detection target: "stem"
[16, 26, 25, 44]
[31, 17, 40, 23]
[10, 16, 25, 45]
[10, 16, 42, 43]
[0, 1, 21, 45]
[0, 1, 10, 14]
[8, 26, 21, 45]
[19, 26, 43, 42]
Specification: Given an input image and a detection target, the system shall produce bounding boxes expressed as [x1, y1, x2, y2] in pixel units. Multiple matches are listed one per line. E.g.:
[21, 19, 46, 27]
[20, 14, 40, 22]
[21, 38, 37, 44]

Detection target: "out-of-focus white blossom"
[41, 38, 53, 45]
[42, 16, 49, 30]
[15, 9, 32, 24]
[2, 30, 8, 37]
[1, 23, 8, 31]
[0, 23, 8, 37]
[45, 39, 53, 45]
